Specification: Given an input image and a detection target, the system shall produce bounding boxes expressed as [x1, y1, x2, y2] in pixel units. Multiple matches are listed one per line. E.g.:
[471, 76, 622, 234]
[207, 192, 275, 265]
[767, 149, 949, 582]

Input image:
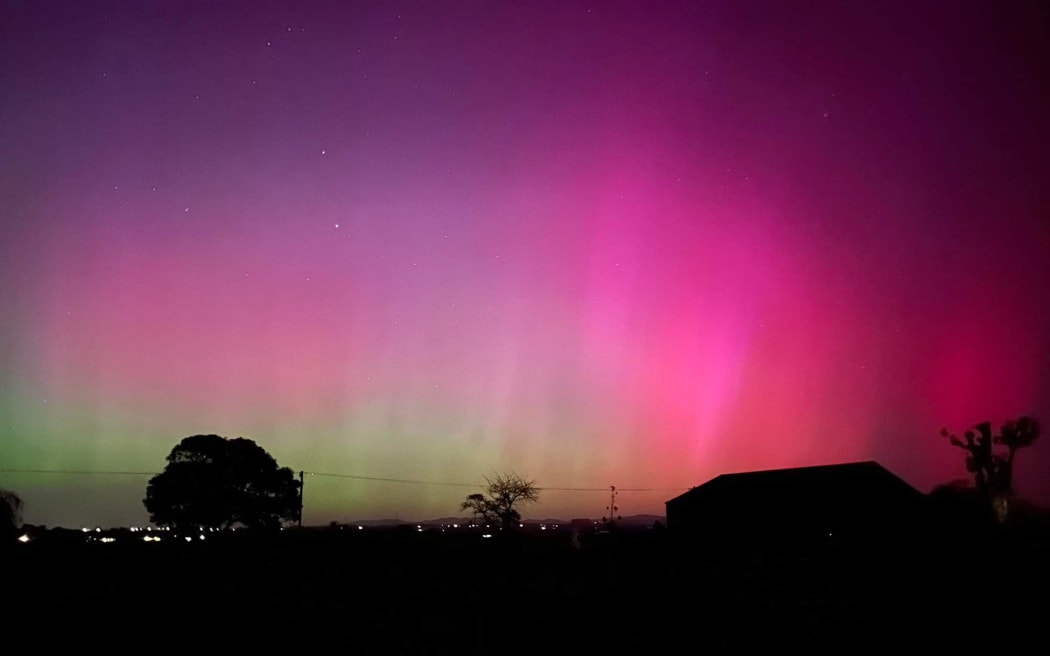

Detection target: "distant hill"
[610, 514, 666, 528]
[331, 514, 666, 528]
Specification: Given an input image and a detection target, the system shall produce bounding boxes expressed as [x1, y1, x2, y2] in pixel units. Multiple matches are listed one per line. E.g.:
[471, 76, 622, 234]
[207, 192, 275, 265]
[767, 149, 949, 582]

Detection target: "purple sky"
[2, 1, 1049, 528]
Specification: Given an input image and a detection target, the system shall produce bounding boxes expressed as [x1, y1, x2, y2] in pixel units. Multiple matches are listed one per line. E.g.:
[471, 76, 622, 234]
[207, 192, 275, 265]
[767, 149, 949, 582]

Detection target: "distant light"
[199, 535, 206, 540]
[453, 524, 458, 528]
[100, 537, 116, 543]
[482, 534, 493, 539]
[357, 526, 363, 530]
[519, 524, 523, 528]
[146, 527, 152, 532]
[184, 537, 192, 542]
[416, 525, 421, 529]
[18, 534, 30, 543]
[95, 527, 101, 533]
[130, 527, 138, 532]
[81, 527, 91, 533]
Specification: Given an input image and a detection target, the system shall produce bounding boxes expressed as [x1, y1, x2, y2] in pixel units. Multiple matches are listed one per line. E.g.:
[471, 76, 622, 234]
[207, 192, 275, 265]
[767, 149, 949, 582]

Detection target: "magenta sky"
[2, 1, 1049, 528]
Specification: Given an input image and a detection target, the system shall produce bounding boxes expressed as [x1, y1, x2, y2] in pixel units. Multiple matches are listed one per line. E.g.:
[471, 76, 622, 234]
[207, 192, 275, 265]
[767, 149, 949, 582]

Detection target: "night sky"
[2, 1, 1048, 528]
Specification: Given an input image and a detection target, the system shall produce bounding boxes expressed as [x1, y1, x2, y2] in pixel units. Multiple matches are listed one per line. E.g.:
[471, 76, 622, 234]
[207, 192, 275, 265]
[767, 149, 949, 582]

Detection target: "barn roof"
[666, 460, 923, 507]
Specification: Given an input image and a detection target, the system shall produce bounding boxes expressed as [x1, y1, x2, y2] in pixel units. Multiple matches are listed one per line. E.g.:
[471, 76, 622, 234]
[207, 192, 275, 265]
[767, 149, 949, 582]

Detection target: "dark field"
[9, 525, 1050, 654]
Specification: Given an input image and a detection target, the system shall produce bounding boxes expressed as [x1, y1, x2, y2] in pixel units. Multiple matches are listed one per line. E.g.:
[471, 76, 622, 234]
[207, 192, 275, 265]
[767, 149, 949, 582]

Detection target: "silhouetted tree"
[940, 416, 1040, 523]
[460, 472, 539, 530]
[1, 488, 23, 545]
[143, 434, 301, 530]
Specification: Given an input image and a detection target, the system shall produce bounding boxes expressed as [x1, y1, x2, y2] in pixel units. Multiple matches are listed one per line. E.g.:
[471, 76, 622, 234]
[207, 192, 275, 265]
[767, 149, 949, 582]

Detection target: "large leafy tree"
[940, 416, 1040, 523]
[461, 472, 540, 530]
[144, 435, 301, 530]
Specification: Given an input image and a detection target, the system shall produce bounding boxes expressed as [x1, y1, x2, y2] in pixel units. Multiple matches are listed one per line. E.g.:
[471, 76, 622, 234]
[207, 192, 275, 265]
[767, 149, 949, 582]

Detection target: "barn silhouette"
[665, 461, 927, 551]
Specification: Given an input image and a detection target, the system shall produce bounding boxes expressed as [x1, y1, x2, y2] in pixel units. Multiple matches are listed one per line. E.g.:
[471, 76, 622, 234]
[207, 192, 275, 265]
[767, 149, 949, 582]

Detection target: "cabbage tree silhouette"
[143, 434, 301, 530]
[940, 416, 1040, 523]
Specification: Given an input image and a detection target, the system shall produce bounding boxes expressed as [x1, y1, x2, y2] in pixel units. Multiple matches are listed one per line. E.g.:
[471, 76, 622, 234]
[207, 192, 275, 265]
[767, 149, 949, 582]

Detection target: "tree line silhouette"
[1, 415, 1043, 541]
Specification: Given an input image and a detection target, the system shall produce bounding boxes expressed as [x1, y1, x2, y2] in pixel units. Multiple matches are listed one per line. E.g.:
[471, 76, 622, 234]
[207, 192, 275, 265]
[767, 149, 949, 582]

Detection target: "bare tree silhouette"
[460, 472, 540, 531]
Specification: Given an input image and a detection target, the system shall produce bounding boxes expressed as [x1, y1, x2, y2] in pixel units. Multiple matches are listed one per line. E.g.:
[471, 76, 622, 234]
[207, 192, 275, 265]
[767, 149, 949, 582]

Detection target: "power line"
[541, 486, 687, 492]
[305, 471, 479, 488]
[0, 469, 158, 476]
[0, 467, 691, 492]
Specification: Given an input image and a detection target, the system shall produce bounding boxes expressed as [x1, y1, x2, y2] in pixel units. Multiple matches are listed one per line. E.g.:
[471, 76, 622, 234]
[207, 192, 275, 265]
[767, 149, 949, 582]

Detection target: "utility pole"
[297, 470, 304, 528]
[604, 485, 620, 529]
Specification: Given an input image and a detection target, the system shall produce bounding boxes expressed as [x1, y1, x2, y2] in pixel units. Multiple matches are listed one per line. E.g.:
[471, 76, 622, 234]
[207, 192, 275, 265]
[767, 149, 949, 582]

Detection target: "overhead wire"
[0, 467, 690, 492]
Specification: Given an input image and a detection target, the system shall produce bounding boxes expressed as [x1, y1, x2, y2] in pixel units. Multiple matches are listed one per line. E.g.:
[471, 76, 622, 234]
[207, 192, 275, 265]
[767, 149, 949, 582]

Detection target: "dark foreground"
[8, 523, 1050, 654]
